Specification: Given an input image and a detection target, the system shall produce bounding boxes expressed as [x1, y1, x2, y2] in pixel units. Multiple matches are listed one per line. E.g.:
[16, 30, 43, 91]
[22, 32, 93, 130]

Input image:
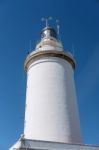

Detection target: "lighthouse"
[24, 26, 82, 144]
[10, 21, 99, 150]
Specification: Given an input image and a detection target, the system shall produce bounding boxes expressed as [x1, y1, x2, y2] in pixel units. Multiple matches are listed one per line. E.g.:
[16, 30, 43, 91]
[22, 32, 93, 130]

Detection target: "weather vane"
[41, 17, 52, 27]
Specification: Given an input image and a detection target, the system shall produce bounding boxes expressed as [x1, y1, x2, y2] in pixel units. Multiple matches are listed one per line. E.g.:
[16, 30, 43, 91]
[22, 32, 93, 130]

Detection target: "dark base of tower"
[9, 137, 99, 150]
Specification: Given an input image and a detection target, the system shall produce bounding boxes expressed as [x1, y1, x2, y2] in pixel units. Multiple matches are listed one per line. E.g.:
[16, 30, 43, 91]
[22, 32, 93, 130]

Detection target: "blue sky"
[0, 0, 99, 149]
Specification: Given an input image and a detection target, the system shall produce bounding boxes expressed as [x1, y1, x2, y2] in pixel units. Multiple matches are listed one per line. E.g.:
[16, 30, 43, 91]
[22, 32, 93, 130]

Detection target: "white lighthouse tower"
[24, 26, 82, 144]
[10, 21, 99, 150]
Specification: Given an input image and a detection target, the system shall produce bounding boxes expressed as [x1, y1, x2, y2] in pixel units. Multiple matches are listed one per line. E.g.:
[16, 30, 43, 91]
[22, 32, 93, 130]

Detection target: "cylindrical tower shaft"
[24, 27, 82, 144]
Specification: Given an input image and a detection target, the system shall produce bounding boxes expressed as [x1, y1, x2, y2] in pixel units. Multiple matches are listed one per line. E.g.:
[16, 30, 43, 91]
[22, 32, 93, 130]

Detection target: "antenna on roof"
[30, 40, 32, 51]
[41, 17, 52, 27]
[27, 40, 32, 54]
[56, 20, 60, 35]
[72, 43, 75, 56]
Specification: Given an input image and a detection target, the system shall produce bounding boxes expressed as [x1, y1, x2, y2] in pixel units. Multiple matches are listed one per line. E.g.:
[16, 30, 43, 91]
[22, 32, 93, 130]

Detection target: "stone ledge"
[9, 138, 99, 150]
[24, 50, 76, 71]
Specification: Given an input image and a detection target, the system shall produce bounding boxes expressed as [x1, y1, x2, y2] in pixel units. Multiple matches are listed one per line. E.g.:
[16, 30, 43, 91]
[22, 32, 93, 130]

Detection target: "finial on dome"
[41, 17, 52, 27]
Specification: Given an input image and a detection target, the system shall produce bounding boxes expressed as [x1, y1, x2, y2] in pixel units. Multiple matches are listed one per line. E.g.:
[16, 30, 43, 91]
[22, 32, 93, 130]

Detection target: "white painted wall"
[24, 56, 82, 143]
